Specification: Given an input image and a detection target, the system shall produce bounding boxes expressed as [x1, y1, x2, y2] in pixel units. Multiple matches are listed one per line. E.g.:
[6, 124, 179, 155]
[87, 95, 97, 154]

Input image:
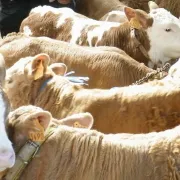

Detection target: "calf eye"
[165, 28, 171, 32]
[7, 79, 13, 84]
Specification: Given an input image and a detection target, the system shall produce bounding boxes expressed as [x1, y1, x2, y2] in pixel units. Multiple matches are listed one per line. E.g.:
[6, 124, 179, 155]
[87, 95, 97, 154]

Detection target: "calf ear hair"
[25, 111, 52, 131]
[60, 113, 94, 129]
[49, 63, 67, 76]
[124, 6, 153, 29]
[124, 7, 136, 21]
[31, 53, 50, 80]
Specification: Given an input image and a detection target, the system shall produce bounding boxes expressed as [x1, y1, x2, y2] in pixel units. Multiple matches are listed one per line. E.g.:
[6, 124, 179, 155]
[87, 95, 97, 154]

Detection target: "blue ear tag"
[65, 71, 89, 86]
[64, 71, 75, 76]
[39, 71, 90, 93]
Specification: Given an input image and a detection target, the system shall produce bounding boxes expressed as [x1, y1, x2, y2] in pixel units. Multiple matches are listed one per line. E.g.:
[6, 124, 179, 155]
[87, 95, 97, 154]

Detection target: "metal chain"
[132, 63, 171, 85]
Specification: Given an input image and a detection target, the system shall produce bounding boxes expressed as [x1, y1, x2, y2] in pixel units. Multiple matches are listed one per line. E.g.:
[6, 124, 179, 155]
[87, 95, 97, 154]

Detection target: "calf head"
[7, 105, 93, 152]
[147, 1, 180, 65]
[5, 53, 67, 109]
[0, 54, 15, 177]
[124, 1, 180, 66]
[7, 105, 52, 152]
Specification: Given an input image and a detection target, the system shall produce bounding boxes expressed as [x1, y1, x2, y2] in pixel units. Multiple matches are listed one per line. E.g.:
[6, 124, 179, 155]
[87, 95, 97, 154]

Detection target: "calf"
[20, 3, 180, 68]
[76, 0, 150, 20]
[100, 1, 180, 23]
[4, 105, 180, 180]
[5, 54, 180, 133]
[100, 10, 128, 23]
[0, 54, 15, 178]
[76, 0, 179, 20]
[0, 35, 154, 88]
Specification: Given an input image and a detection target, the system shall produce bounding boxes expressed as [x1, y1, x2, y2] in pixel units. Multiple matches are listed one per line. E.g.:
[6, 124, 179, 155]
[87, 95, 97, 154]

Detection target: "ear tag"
[33, 60, 44, 80]
[29, 119, 45, 141]
[74, 121, 86, 128]
[130, 18, 142, 29]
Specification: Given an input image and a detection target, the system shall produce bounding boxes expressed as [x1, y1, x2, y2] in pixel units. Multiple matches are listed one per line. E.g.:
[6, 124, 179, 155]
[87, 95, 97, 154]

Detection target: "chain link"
[132, 63, 171, 85]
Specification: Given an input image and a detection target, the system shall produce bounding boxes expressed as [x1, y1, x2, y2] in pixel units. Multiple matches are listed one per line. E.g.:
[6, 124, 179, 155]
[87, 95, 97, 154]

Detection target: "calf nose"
[0, 149, 15, 171]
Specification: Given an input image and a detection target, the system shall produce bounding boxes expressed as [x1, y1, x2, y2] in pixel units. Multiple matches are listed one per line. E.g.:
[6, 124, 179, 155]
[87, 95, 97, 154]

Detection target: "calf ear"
[31, 53, 50, 80]
[124, 7, 136, 21]
[25, 110, 52, 132]
[60, 113, 94, 129]
[26, 111, 52, 141]
[148, 1, 159, 11]
[124, 7, 153, 29]
[49, 63, 67, 76]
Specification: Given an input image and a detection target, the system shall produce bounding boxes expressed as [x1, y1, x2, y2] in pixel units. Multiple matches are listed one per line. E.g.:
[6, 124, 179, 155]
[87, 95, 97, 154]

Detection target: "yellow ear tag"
[130, 18, 142, 29]
[74, 121, 86, 128]
[29, 119, 45, 141]
[33, 60, 44, 80]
